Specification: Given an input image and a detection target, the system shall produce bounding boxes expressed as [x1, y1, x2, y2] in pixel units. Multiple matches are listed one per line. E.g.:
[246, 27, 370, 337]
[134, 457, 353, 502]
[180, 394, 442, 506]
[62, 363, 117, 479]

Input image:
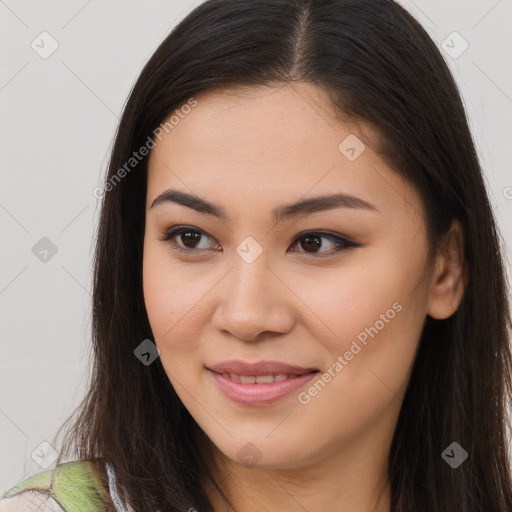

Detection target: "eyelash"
[158, 225, 359, 257]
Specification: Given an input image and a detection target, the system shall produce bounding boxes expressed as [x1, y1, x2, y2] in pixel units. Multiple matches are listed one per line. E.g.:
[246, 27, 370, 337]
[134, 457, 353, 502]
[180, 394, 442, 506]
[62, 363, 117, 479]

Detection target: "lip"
[207, 359, 318, 376]
[207, 359, 319, 406]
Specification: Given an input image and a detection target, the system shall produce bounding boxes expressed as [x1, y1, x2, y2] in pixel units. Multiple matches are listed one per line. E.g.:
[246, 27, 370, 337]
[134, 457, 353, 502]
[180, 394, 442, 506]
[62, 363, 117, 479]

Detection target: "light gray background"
[1, 0, 511, 492]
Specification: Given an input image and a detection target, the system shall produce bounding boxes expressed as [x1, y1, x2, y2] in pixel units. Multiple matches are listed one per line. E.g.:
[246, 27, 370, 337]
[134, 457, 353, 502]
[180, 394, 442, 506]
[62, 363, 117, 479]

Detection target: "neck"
[198, 426, 392, 512]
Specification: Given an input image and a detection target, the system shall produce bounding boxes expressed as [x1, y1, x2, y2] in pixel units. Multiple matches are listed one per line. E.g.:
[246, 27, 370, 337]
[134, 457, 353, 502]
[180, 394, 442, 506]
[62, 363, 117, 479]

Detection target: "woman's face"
[143, 83, 439, 471]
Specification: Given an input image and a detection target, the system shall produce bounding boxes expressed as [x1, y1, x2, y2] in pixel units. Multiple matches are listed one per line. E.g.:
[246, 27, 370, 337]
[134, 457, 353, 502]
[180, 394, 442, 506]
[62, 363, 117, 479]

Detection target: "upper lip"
[207, 359, 318, 376]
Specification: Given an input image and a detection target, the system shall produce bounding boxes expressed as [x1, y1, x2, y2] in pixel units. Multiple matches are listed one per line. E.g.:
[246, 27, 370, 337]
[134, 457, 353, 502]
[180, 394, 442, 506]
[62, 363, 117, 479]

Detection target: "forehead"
[146, 83, 422, 222]
[149, 83, 361, 170]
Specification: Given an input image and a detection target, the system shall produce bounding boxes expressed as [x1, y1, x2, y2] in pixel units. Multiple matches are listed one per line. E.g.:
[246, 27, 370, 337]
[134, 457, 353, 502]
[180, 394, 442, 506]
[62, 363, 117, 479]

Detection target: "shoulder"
[0, 491, 64, 511]
[0, 460, 112, 511]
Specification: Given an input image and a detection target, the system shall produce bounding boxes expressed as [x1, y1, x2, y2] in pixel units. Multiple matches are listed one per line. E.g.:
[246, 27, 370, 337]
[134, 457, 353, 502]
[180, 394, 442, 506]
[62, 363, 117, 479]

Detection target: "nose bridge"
[212, 241, 291, 340]
[228, 243, 272, 309]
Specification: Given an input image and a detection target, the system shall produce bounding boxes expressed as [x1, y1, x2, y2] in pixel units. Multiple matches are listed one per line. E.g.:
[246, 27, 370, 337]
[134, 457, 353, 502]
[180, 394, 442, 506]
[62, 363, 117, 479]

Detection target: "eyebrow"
[150, 188, 378, 223]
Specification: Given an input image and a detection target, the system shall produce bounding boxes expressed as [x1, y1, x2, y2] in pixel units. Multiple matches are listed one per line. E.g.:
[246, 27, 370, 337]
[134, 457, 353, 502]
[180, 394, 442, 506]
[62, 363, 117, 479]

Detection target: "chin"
[207, 432, 318, 471]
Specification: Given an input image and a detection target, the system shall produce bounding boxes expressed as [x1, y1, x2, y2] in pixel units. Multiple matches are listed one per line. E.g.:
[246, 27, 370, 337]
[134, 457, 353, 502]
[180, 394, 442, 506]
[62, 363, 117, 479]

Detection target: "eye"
[158, 226, 359, 256]
[289, 230, 358, 255]
[158, 226, 220, 252]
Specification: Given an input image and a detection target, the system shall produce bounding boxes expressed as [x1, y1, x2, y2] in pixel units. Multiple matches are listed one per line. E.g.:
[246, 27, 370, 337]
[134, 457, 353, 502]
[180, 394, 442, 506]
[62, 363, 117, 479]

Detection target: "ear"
[426, 219, 468, 319]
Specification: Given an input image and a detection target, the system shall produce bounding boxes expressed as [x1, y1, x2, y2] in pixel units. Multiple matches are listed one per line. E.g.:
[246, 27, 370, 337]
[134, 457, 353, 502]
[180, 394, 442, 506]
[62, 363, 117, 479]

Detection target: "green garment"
[1, 460, 109, 512]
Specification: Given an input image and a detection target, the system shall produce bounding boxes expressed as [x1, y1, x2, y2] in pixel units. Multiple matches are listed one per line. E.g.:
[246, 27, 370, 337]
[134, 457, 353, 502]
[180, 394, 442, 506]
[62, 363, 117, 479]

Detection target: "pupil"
[182, 232, 201, 248]
[302, 236, 321, 252]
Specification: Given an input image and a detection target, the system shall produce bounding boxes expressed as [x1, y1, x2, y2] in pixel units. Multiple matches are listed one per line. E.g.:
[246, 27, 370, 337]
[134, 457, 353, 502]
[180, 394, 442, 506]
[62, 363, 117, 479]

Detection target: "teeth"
[255, 375, 274, 384]
[220, 373, 303, 383]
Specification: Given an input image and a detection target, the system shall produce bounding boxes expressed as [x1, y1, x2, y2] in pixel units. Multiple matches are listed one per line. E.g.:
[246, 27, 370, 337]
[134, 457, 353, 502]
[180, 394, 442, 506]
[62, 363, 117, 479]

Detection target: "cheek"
[142, 239, 211, 362]
[142, 257, 177, 340]
[291, 262, 400, 339]
[292, 267, 421, 443]
[302, 247, 427, 373]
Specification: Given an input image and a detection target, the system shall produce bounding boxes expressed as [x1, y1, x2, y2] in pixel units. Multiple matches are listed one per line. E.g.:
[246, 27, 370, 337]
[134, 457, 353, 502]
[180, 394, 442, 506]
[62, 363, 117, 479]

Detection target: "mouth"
[209, 371, 316, 384]
[206, 360, 320, 405]
[207, 359, 319, 377]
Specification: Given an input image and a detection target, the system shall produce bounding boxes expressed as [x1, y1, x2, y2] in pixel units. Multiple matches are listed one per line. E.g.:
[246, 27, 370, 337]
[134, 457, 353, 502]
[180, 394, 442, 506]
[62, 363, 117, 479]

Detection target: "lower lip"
[208, 370, 318, 405]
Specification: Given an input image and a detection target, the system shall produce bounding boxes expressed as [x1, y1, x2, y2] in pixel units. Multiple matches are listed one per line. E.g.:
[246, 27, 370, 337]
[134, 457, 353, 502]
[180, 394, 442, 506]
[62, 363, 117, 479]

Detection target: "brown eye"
[289, 231, 356, 255]
[159, 226, 358, 257]
[159, 226, 220, 252]
[178, 230, 203, 249]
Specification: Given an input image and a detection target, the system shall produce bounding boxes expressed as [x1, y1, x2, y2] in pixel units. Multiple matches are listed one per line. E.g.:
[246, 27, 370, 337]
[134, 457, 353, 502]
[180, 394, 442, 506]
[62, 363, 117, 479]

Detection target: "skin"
[143, 83, 466, 512]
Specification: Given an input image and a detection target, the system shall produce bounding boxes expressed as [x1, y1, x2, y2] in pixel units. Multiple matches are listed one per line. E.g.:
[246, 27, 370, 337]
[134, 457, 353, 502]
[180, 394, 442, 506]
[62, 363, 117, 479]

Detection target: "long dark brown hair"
[51, 0, 512, 510]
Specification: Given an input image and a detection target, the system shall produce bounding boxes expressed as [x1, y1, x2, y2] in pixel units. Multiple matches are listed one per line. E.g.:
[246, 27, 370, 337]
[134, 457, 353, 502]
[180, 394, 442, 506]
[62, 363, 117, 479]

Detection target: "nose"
[210, 254, 295, 342]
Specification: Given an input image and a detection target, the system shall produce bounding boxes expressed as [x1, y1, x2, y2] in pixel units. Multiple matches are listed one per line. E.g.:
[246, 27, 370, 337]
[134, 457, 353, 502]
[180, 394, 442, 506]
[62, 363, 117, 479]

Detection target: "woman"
[2, 0, 511, 511]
